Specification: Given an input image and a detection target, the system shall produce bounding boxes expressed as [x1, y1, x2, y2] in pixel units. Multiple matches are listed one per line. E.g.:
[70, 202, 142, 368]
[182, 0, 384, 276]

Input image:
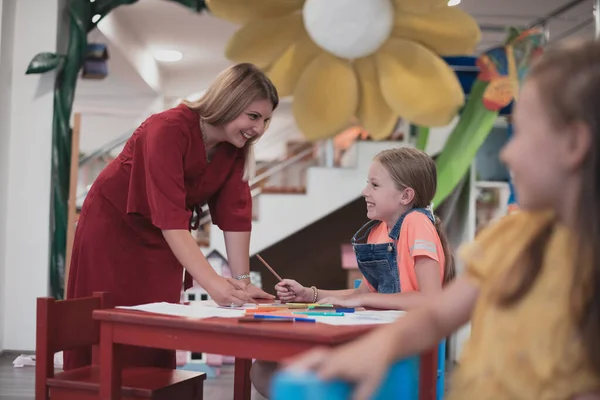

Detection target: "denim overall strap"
[388, 207, 435, 241]
[351, 219, 381, 245]
[352, 207, 435, 294]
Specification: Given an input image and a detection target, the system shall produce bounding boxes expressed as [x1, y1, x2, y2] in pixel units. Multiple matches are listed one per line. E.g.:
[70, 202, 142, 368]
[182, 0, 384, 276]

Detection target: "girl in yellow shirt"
[287, 39, 600, 400]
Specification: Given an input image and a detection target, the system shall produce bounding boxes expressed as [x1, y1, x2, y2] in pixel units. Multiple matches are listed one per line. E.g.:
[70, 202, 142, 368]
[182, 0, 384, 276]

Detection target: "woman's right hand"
[206, 277, 249, 306]
[275, 279, 311, 303]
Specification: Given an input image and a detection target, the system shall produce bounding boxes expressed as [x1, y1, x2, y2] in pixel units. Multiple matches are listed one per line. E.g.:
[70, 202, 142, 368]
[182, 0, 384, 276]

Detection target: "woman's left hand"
[246, 283, 276, 300]
[319, 295, 364, 307]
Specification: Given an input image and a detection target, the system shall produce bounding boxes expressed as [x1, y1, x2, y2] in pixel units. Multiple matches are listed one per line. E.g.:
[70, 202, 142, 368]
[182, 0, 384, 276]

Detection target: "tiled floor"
[0, 353, 266, 400]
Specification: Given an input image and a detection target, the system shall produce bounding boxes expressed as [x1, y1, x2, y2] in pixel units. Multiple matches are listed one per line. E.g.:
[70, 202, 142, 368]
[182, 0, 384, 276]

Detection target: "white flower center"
[302, 0, 394, 59]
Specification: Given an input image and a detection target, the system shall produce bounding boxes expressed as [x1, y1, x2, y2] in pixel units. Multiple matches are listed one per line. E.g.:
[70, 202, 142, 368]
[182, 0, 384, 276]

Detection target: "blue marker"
[293, 312, 345, 317]
[253, 315, 316, 323]
[334, 308, 355, 313]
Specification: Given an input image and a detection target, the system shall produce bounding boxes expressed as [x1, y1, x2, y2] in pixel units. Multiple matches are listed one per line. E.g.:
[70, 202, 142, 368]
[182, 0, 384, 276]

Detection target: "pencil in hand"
[256, 254, 296, 298]
[256, 254, 283, 281]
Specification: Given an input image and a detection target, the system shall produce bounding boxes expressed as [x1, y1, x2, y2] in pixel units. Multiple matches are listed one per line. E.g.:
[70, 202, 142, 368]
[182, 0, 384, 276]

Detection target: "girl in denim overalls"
[274, 147, 455, 309]
[251, 148, 455, 398]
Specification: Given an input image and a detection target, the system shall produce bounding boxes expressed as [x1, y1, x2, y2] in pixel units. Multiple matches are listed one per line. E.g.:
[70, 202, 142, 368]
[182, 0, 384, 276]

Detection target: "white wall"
[1, 0, 66, 351]
[0, 0, 13, 354]
[78, 113, 139, 155]
[73, 92, 164, 156]
[97, 12, 162, 94]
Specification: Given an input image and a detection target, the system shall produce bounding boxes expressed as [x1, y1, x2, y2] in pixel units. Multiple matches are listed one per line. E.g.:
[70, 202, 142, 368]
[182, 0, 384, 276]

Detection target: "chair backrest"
[35, 292, 110, 400]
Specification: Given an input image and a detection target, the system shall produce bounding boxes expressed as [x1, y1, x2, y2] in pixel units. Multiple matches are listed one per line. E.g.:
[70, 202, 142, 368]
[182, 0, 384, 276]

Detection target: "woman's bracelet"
[235, 273, 251, 281]
[310, 286, 318, 303]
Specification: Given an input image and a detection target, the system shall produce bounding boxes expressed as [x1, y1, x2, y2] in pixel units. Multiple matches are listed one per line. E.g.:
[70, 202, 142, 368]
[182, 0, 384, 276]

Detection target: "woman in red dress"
[65, 63, 277, 370]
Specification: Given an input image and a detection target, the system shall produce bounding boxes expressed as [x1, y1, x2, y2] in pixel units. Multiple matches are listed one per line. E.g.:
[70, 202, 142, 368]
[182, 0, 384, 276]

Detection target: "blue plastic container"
[271, 357, 419, 400]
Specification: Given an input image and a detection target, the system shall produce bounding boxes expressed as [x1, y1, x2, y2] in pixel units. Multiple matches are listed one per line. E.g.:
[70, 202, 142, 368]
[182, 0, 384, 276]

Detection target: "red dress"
[64, 104, 252, 370]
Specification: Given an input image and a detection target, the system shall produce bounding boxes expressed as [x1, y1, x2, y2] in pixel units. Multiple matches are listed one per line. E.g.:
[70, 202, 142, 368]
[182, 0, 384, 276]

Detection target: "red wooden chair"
[35, 292, 206, 400]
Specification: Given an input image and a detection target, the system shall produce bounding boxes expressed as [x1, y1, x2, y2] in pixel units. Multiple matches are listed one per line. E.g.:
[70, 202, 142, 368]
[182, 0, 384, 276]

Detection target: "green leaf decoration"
[25, 52, 65, 74]
[433, 79, 499, 208]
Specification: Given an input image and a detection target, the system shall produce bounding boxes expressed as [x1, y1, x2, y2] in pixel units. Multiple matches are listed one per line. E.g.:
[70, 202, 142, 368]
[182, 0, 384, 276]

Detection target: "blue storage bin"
[271, 356, 420, 400]
[437, 339, 446, 400]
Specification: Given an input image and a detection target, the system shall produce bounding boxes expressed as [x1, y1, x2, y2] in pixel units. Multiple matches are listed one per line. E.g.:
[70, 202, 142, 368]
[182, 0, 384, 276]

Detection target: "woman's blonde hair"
[182, 63, 279, 181]
[375, 147, 456, 284]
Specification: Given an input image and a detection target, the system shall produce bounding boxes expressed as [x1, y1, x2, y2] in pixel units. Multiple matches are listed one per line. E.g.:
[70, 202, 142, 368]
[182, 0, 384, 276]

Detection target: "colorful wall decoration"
[432, 28, 544, 207]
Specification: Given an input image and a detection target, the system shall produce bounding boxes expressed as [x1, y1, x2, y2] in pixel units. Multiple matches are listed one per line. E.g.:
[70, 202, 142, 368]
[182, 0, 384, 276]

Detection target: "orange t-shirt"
[365, 212, 445, 293]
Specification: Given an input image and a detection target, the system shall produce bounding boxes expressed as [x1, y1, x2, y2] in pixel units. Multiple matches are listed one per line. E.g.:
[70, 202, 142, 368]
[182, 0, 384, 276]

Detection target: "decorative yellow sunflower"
[206, 0, 481, 141]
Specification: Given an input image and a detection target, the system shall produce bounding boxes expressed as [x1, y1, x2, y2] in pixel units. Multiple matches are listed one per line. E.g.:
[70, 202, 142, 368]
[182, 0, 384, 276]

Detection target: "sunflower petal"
[376, 38, 464, 127]
[393, 0, 447, 14]
[392, 7, 481, 56]
[293, 54, 359, 141]
[205, 0, 304, 25]
[225, 13, 304, 69]
[267, 33, 321, 97]
[354, 57, 398, 140]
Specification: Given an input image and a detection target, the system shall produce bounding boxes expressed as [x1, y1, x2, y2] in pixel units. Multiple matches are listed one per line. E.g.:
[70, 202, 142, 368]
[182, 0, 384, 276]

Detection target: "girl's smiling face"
[362, 160, 411, 226]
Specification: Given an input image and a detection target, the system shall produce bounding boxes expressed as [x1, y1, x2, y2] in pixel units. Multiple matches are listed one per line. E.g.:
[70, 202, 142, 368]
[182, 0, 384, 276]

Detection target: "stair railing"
[197, 145, 315, 226]
[76, 130, 319, 211]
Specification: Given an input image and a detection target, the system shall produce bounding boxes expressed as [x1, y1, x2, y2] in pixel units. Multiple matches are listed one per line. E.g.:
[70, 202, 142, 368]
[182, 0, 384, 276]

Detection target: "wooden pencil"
[256, 254, 283, 282]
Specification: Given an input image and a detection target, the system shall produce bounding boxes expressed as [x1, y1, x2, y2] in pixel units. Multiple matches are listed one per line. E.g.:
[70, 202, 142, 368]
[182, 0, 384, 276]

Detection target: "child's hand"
[284, 329, 394, 400]
[318, 295, 364, 307]
[274, 279, 311, 303]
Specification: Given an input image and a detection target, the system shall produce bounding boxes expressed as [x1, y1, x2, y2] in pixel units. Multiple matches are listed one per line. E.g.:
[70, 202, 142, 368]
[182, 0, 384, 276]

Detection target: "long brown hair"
[498, 39, 600, 375]
[375, 147, 456, 284]
[182, 63, 278, 181]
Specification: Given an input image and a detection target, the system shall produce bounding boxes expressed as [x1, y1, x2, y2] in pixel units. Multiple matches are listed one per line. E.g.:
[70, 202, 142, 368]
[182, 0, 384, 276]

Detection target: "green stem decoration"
[414, 126, 430, 151]
[432, 79, 498, 208]
[25, 0, 207, 299]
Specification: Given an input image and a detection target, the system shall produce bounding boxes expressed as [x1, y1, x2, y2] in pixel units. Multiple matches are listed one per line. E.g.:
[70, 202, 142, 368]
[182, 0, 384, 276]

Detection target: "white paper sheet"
[312, 310, 406, 326]
[117, 302, 246, 319]
[116, 301, 405, 326]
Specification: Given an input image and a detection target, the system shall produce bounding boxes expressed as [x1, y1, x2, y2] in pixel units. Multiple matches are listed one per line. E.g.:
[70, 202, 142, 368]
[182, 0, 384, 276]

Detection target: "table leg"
[418, 349, 438, 400]
[99, 322, 122, 400]
[233, 358, 252, 400]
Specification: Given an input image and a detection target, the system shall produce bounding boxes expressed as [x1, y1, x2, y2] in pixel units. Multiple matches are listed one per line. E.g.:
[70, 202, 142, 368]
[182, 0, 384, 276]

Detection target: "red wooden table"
[93, 308, 437, 400]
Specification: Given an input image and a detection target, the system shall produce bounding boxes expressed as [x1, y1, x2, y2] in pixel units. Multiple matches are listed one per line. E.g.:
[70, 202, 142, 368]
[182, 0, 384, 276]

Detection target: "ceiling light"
[92, 14, 101, 23]
[448, 0, 461, 5]
[153, 49, 183, 62]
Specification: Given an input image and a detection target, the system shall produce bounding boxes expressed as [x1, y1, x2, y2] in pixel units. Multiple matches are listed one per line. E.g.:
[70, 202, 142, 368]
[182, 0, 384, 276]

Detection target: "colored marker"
[309, 306, 354, 312]
[293, 311, 345, 317]
[254, 314, 316, 323]
[238, 316, 293, 323]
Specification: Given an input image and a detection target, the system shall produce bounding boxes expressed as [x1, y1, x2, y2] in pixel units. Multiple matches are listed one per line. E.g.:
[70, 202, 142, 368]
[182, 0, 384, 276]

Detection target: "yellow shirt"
[448, 211, 600, 400]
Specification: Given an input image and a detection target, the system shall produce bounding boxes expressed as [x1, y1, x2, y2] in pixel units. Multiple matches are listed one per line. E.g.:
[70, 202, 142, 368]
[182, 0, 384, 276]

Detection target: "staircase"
[205, 140, 405, 257]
